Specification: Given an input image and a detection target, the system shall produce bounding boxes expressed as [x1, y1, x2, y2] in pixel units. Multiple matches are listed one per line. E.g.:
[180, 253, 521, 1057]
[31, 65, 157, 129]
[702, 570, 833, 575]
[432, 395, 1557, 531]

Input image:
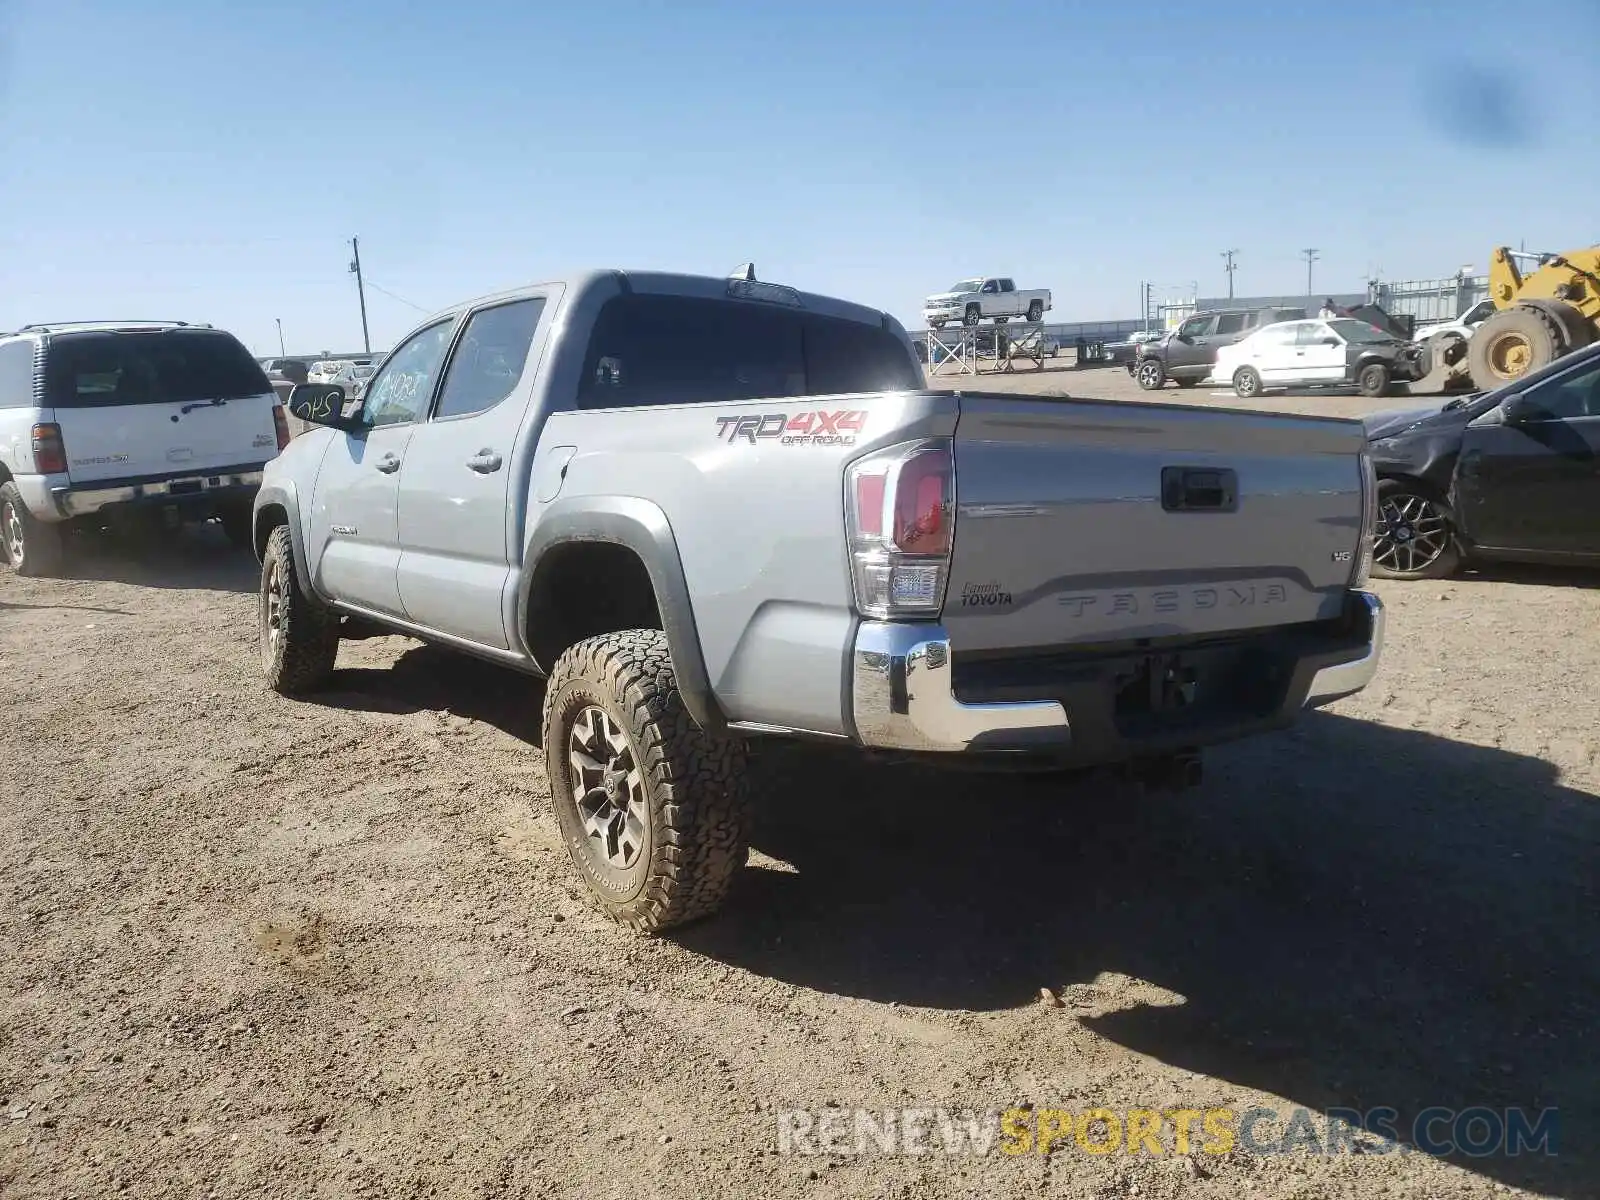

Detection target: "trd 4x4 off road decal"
[715, 410, 867, 447]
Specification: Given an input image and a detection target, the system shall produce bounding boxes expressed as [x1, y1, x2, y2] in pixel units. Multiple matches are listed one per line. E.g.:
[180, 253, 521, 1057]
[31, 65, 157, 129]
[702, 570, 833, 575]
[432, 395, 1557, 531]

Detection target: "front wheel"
[1370, 481, 1461, 580]
[0, 481, 66, 578]
[1135, 358, 1166, 390]
[1357, 362, 1391, 398]
[962, 305, 981, 327]
[259, 524, 340, 694]
[1232, 366, 1262, 399]
[541, 629, 750, 933]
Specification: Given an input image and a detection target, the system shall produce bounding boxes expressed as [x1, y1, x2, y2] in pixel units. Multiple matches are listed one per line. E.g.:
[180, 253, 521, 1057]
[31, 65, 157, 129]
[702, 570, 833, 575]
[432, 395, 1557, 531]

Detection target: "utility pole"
[275, 318, 285, 357]
[1302, 248, 1320, 299]
[348, 236, 371, 354]
[1221, 250, 1238, 300]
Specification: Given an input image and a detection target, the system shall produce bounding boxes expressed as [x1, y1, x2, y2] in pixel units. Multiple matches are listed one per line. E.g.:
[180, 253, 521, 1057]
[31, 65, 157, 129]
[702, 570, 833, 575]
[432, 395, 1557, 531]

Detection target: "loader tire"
[1520, 298, 1594, 354]
[541, 629, 750, 934]
[1469, 305, 1561, 390]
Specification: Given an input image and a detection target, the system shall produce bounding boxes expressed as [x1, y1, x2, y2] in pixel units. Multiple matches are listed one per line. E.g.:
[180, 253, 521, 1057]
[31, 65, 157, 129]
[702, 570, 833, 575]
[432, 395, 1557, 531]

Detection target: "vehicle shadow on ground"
[318, 643, 544, 742]
[56, 525, 258, 594]
[1451, 562, 1600, 591]
[679, 715, 1598, 1196]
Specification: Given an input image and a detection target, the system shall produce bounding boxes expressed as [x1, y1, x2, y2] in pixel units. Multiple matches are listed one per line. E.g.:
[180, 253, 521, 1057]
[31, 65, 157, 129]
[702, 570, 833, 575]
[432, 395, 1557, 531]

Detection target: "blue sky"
[1, 0, 1595, 355]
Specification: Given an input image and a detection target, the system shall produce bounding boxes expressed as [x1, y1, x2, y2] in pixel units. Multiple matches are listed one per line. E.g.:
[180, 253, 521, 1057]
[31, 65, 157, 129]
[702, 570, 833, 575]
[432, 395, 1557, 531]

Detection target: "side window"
[981, 280, 998, 294]
[432, 298, 546, 421]
[1214, 313, 1247, 336]
[1178, 315, 1213, 339]
[1523, 362, 1600, 421]
[1295, 323, 1333, 347]
[999, 279, 1015, 293]
[359, 319, 455, 428]
[0, 341, 35, 407]
[1253, 325, 1296, 348]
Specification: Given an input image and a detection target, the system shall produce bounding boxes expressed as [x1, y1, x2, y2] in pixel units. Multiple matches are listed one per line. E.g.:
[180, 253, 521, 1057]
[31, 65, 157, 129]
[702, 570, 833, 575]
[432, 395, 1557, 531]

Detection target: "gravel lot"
[1, 368, 1596, 1199]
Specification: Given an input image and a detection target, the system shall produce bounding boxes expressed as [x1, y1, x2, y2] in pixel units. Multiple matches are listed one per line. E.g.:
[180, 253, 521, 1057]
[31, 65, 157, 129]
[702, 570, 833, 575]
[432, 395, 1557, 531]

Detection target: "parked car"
[1363, 338, 1600, 579]
[256, 266, 1383, 931]
[1413, 298, 1496, 343]
[1105, 329, 1166, 367]
[1130, 306, 1306, 390]
[307, 360, 351, 384]
[262, 358, 310, 384]
[0, 320, 288, 575]
[1210, 318, 1431, 399]
[330, 362, 376, 398]
[923, 278, 1052, 328]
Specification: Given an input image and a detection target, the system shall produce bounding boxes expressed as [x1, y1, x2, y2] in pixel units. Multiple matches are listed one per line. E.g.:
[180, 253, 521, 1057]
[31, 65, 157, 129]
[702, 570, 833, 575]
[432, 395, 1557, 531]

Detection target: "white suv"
[0, 320, 288, 576]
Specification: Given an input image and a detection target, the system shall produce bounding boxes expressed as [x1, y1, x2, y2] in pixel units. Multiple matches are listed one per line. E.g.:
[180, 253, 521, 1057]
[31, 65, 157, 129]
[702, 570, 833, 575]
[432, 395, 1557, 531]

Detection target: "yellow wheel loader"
[1460, 246, 1600, 390]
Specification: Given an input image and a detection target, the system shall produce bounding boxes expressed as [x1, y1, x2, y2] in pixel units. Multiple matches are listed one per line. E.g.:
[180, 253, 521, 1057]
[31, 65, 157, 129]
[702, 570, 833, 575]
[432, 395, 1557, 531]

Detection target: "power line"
[364, 280, 432, 314]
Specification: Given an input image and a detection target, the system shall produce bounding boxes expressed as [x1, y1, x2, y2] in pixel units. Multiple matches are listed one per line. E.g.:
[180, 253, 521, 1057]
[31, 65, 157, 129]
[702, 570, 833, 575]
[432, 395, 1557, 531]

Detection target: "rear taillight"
[1353, 447, 1376, 588]
[272, 404, 291, 452]
[30, 424, 67, 474]
[844, 439, 954, 619]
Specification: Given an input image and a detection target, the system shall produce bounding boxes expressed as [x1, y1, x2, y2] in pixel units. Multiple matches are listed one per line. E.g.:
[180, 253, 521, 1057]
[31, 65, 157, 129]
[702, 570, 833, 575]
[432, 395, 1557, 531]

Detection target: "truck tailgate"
[944, 395, 1366, 652]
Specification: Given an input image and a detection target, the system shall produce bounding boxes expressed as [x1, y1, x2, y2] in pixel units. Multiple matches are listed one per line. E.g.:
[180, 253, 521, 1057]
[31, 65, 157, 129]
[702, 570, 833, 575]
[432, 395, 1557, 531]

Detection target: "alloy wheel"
[568, 705, 648, 870]
[1374, 492, 1450, 574]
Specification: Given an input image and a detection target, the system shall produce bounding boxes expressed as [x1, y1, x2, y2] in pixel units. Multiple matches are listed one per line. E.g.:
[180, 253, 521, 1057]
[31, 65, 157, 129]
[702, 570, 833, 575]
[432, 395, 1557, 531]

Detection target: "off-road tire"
[1357, 361, 1391, 398]
[1026, 300, 1044, 323]
[219, 503, 253, 549]
[963, 304, 981, 327]
[1135, 358, 1166, 390]
[1520, 298, 1595, 354]
[1233, 366, 1262, 399]
[259, 524, 339, 695]
[541, 629, 750, 933]
[1469, 305, 1561, 391]
[0, 481, 66, 578]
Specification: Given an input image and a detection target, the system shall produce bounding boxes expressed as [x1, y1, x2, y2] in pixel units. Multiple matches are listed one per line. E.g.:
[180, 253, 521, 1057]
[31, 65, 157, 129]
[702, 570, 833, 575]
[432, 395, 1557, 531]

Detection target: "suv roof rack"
[16, 319, 212, 333]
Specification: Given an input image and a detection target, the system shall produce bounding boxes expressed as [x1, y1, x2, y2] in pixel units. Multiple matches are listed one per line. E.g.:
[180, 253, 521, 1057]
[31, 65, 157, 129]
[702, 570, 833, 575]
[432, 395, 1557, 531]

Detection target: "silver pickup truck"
[255, 267, 1384, 932]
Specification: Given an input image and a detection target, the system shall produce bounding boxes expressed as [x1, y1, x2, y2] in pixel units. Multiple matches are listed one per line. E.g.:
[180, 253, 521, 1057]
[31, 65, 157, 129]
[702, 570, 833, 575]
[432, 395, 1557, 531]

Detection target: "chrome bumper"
[850, 622, 1070, 753]
[850, 591, 1385, 755]
[1302, 590, 1386, 708]
[51, 469, 264, 518]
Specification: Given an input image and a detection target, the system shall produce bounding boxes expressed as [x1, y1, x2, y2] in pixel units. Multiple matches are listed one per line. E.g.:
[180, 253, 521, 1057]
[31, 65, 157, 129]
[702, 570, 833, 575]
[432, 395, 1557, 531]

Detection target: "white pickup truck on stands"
[923, 278, 1052, 328]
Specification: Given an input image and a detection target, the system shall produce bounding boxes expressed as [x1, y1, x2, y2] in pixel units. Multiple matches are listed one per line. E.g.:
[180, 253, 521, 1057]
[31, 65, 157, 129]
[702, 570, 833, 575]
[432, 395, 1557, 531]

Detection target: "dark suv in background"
[1132, 306, 1307, 390]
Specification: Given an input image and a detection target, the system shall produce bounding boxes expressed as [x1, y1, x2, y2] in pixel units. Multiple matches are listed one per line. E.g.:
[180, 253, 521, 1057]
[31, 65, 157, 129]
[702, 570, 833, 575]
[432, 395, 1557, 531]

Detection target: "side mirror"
[1175, 332, 1193, 344]
[1500, 392, 1536, 425]
[287, 382, 354, 429]
[1320, 337, 1341, 346]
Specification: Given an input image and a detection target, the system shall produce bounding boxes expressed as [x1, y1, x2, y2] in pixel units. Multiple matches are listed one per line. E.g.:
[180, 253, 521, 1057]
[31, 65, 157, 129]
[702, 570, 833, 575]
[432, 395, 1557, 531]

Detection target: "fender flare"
[251, 481, 316, 596]
[516, 495, 726, 733]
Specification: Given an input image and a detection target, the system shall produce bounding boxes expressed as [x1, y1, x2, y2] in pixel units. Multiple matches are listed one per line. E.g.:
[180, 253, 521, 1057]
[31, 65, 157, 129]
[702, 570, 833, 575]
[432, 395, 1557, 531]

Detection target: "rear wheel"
[1371, 480, 1461, 580]
[1469, 306, 1562, 391]
[1026, 300, 1043, 323]
[0, 481, 66, 578]
[1135, 358, 1166, 390]
[1232, 366, 1262, 399]
[541, 629, 750, 932]
[1356, 361, 1392, 398]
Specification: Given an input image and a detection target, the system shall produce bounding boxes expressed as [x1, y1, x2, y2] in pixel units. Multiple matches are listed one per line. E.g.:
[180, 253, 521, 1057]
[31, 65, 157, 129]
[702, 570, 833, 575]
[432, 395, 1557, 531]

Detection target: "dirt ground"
[1, 374, 1596, 1200]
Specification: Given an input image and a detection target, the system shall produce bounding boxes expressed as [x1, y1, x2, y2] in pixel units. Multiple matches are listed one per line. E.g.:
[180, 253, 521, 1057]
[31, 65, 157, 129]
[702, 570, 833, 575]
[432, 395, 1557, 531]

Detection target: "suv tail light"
[1353, 447, 1376, 588]
[845, 438, 954, 618]
[272, 404, 291, 452]
[30, 424, 67, 474]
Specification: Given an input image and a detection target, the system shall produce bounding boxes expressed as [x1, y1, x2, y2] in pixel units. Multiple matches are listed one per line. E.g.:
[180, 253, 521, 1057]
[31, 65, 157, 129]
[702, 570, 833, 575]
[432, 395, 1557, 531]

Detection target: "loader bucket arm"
[1488, 246, 1524, 310]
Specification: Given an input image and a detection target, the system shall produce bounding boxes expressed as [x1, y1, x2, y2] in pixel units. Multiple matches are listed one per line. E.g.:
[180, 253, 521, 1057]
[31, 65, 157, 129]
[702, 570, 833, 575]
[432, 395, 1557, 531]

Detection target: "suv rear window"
[44, 330, 271, 407]
[576, 294, 922, 409]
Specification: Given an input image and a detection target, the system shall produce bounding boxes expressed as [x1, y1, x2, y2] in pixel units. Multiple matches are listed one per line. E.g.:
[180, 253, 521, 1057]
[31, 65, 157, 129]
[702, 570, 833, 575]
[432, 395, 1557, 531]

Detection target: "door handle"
[466, 450, 503, 474]
[375, 452, 401, 474]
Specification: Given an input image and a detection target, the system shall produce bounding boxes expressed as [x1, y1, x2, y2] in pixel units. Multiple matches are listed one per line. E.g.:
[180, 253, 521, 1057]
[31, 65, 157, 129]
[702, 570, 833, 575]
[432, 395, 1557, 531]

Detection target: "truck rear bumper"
[48, 467, 265, 521]
[850, 591, 1384, 757]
